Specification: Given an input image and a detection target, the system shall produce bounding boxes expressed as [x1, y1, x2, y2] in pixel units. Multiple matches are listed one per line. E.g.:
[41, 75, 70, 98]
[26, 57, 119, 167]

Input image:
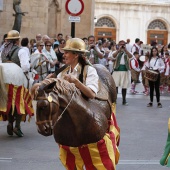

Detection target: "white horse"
[30, 53, 49, 81]
[0, 63, 34, 108]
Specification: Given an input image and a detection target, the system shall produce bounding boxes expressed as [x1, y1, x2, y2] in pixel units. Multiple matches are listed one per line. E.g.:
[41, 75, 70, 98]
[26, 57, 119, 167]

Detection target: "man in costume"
[0, 30, 34, 137]
[131, 38, 142, 83]
[130, 51, 140, 94]
[112, 40, 133, 105]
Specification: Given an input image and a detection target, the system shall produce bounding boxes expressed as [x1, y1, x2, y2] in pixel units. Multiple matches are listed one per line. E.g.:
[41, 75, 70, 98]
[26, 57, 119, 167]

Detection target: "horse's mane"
[40, 78, 81, 95]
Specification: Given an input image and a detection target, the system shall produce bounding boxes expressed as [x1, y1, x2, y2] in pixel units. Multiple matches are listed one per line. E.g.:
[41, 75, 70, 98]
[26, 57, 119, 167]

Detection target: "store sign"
[0, 0, 3, 11]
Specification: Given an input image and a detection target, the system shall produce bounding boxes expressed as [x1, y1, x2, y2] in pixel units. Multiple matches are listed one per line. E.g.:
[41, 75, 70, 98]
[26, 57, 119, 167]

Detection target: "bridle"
[35, 90, 76, 129]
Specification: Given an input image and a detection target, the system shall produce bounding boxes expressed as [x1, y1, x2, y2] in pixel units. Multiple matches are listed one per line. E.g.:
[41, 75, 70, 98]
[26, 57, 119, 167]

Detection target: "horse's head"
[35, 81, 59, 136]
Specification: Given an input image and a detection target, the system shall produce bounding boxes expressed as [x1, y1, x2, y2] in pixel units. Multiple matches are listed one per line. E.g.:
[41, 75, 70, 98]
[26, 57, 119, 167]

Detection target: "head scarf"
[1, 41, 14, 59]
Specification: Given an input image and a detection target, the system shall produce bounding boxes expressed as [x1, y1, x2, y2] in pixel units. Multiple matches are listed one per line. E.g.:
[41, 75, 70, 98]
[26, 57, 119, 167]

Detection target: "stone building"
[1, 0, 170, 46]
[0, 0, 95, 41]
[95, 0, 170, 45]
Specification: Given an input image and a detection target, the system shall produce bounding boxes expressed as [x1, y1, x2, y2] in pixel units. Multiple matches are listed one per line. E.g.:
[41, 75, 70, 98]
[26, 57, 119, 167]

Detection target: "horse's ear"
[43, 81, 56, 93]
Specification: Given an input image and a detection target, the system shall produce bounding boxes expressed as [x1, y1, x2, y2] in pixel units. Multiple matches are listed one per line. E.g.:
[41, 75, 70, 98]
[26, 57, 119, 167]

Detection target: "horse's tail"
[0, 65, 7, 109]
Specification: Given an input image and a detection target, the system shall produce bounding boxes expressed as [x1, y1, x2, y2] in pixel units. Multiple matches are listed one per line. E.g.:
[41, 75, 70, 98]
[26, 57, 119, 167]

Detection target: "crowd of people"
[1, 32, 170, 108]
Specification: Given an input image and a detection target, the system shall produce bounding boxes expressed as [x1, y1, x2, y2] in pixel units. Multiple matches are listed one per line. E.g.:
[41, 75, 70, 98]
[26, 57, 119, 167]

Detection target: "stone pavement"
[0, 80, 170, 170]
[116, 81, 170, 170]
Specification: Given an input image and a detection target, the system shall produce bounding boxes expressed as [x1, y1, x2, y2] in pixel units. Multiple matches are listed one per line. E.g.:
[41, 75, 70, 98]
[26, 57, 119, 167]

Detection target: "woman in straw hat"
[31, 38, 120, 170]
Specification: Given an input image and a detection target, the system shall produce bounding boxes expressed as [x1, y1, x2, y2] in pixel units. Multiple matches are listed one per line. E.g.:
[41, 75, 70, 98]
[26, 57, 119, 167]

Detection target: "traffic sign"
[68, 16, 80, 22]
[65, 0, 84, 16]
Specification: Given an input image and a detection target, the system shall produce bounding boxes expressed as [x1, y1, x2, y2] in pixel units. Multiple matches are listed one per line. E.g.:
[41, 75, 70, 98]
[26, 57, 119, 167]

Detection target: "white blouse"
[57, 64, 99, 94]
[144, 57, 165, 73]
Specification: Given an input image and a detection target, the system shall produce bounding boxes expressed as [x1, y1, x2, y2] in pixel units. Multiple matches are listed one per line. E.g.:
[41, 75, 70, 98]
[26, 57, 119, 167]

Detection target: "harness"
[35, 87, 76, 127]
[35, 65, 88, 127]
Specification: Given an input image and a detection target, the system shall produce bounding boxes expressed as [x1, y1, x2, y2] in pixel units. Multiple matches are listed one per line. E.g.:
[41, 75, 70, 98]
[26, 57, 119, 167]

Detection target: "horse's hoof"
[13, 128, 24, 137]
[7, 123, 13, 136]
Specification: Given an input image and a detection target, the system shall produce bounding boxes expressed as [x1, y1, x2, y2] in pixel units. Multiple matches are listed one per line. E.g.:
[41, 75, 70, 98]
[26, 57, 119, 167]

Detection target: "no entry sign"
[65, 0, 84, 16]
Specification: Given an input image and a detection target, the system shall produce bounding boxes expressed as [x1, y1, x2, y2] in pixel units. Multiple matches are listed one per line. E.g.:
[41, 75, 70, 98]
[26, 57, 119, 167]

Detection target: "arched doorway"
[147, 20, 168, 45]
[94, 17, 116, 41]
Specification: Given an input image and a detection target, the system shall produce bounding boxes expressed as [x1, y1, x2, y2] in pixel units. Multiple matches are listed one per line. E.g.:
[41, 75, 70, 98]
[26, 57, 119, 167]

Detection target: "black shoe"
[136, 80, 141, 83]
[122, 101, 128, 106]
[147, 102, 153, 107]
[7, 123, 13, 136]
[157, 103, 162, 108]
[13, 128, 24, 137]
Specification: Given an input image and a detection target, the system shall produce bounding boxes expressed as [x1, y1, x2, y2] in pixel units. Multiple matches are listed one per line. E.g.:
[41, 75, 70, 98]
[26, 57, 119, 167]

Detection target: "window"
[95, 17, 115, 28]
[148, 20, 167, 30]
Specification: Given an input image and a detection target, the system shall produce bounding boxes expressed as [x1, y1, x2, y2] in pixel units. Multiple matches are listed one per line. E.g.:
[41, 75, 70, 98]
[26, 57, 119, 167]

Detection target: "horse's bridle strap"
[36, 94, 56, 126]
[36, 89, 76, 128]
[36, 120, 52, 125]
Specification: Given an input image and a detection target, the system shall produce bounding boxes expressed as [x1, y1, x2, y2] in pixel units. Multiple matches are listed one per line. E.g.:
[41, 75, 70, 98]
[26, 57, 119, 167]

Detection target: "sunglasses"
[46, 45, 52, 47]
[60, 42, 65, 44]
[40, 45, 44, 47]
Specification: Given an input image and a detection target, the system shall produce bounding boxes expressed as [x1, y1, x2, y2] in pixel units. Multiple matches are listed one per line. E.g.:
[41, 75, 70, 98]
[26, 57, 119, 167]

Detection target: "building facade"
[1, 0, 170, 45]
[95, 0, 170, 45]
[0, 0, 95, 41]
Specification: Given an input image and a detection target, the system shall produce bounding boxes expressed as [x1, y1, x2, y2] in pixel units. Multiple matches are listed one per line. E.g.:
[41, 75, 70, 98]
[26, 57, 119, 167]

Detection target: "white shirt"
[98, 58, 107, 66]
[126, 43, 132, 53]
[131, 43, 140, 55]
[18, 48, 30, 72]
[144, 57, 165, 73]
[21, 46, 30, 58]
[108, 50, 114, 59]
[130, 57, 140, 72]
[57, 64, 99, 94]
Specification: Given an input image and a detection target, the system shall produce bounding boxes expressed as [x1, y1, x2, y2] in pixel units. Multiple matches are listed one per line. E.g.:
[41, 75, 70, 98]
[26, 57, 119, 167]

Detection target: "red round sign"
[65, 0, 84, 16]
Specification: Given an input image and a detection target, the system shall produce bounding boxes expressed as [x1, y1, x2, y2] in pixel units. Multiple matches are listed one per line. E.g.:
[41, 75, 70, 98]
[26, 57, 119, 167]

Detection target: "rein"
[35, 89, 76, 129]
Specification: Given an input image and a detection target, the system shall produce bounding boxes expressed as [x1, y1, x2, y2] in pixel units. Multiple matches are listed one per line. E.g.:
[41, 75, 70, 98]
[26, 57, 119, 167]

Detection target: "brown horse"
[34, 64, 117, 147]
